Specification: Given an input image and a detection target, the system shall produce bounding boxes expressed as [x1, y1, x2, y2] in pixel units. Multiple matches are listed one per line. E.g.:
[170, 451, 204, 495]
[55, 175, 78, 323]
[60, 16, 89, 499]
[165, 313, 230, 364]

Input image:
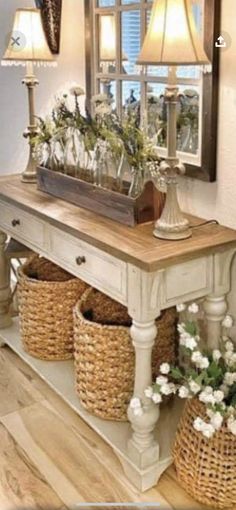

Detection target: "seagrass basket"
[73, 287, 177, 421]
[173, 398, 236, 509]
[18, 255, 88, 361]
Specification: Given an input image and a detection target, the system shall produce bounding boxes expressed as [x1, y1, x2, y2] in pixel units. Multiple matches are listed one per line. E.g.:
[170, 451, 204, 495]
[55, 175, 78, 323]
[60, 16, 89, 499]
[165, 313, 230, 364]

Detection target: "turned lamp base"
[154, 224, 192, 240]
[21, 64, 38, 184]
[153, 70, 193, 242]
[21, 166, 37, 184]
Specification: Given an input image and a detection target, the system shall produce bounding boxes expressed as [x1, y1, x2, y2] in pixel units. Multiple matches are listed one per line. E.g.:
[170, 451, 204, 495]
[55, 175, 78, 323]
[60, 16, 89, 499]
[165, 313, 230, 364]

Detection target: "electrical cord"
[190, 219, 219, 230]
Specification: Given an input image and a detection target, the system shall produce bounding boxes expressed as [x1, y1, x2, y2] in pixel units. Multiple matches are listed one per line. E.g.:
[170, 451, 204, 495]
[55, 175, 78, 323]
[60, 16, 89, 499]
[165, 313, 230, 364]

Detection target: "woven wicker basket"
[73, 287, 177, 421]
[173, 398, 236, 509]
[18, 255, 88, 361]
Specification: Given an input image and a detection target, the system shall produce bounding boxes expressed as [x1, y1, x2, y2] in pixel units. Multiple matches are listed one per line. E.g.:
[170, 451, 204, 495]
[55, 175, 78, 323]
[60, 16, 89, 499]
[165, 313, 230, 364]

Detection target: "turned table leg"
[0, 231, 12, 330]
[127, 319, 159, 465]
[119, 316, 161, 491]
[203, 248, 236, 350]
[203, 295, 227, 349]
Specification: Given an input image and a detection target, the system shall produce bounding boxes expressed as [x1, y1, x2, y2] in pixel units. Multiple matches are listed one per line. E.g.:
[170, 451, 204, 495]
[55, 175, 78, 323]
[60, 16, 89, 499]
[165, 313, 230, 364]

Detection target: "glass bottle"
[63, 127, 77, 176]
[128, 166, 144, 198]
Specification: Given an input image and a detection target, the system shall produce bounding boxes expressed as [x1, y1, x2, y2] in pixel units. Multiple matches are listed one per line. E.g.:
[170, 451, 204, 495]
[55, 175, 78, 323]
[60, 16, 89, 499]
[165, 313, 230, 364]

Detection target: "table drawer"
[163, 256, 213, 306]
[0, 200, 45, 249]
[48, 227, 127, 305]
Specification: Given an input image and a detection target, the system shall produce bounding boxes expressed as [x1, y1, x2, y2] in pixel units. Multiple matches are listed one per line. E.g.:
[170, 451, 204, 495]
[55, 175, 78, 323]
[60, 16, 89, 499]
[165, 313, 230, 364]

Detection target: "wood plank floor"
[0, 346, 215, 510]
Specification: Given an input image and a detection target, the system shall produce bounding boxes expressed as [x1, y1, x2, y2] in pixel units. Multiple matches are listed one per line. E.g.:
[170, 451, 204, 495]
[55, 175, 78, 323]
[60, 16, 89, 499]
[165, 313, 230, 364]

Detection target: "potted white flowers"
[130, 302, 236, 508]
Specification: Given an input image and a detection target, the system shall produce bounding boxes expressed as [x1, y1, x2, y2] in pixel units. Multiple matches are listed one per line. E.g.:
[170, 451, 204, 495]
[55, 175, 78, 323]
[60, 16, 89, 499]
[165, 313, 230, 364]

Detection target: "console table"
[1, 175, 236, 492]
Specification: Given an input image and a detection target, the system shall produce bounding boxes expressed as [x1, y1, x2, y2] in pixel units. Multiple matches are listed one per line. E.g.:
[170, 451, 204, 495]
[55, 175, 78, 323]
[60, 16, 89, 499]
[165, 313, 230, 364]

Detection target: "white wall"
[0, 0, 85, 175]
[1, 0, 236, 320]
[179, 0, 236, 231]
[177, 0, 236, 321]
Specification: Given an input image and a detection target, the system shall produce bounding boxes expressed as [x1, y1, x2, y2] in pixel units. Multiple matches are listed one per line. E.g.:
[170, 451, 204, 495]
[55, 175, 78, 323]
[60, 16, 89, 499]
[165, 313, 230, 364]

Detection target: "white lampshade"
[137, 0, 210, 66]
[3, 8, 53, 62]
[100, 14, 127, 62]
[100, 15, 116, 62]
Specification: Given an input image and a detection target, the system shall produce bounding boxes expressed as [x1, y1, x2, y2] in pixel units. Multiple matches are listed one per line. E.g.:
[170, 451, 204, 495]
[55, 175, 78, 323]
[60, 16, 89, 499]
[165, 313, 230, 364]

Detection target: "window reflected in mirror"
[87, 0, 220, 181]
[122, 11, 141, 75]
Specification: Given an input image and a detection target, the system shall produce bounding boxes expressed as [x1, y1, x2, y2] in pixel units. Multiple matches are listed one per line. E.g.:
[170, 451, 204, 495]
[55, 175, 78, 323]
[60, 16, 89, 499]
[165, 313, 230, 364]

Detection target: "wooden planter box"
[36, 166, 165, 227]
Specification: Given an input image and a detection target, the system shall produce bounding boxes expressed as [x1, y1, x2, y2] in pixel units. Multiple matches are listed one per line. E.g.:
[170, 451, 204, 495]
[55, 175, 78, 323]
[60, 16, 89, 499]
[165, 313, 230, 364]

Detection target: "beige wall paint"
[1, 0, 236, 321]
[0, 0, 85, 175]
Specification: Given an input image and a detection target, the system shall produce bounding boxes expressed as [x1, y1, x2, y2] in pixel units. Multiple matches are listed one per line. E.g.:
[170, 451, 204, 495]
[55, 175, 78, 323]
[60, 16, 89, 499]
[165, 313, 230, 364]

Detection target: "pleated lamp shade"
[137, 0, 210, 66]
[3, 8, 53, 62]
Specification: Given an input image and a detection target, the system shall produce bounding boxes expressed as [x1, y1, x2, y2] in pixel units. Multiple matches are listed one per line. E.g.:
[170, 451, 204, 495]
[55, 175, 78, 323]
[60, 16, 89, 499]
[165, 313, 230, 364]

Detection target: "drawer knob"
[11, 219, 20, 227]
[76, 256, 86, 266]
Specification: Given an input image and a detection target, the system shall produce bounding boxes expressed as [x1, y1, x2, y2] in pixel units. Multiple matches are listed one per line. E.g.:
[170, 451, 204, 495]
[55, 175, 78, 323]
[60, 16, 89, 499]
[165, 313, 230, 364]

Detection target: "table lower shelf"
[0, 318, 184, 491]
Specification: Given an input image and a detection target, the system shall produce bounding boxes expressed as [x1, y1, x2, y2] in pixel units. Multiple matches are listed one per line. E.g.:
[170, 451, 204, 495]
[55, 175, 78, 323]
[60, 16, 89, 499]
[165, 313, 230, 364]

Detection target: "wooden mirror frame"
[84, 0, 221, 182]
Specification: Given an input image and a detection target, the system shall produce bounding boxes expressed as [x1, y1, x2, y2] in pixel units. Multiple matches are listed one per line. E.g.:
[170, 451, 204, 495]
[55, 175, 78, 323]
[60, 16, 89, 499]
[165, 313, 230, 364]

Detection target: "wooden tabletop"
[1, 175, 236, 272]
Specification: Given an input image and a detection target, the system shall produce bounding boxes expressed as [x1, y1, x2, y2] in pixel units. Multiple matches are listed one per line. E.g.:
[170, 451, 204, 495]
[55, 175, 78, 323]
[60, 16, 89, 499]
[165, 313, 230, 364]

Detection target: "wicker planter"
[18, 255, 88, 360]
[173, 398, 236, 509]
[73, 287, 177, 421]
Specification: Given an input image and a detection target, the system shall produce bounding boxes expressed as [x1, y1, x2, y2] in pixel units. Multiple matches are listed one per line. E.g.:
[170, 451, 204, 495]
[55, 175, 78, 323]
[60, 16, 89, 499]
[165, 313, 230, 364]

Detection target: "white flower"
[206, 408, 214, 419]
[95, 103, 112, 116]
[194, 417, 205, 432]
[220, 384, 229, 397]
[205, 386, 214, 394]
[188, 303, 199, 314]
[178, 386, 190, 399]
[231, 353, 236, 364]
[152, 392, 162, 404]
[156, 376, 168, 386]
[222, 335, 230, 342]
[185, 336, 198, 351]
[198, 357, 209, 369]
[160, 383, 175, 396]
[160, 363, 170, 375]
[210, 412, 223, 431]
[213, 390, 224, 403]
[178, 332, 197, 351]
[222, 315, 233, 329]
[213, 349, 222, 362]
[191, 351, 203, 364]
[176, 303, 186, 312]
[202, 423, 215, 438]
[225, 341, 234, 352]
[199, 387, 215, 405]
[144, 386, 153, 399]
[189, 380, 201, 394]
[227, 417, 236, 435]
[133, 407, 144, 417]
[70, 85, 85, 96]
[177, 323, 186, 335]
[91, 93, 109, 104]
[130, 397, 142, 409]
[224, 372, 236, 386]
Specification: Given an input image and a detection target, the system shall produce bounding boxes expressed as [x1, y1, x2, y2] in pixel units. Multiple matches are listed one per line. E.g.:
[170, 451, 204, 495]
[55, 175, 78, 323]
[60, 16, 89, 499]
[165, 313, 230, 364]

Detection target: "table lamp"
[2, 8, 55, 183]
[137, 0, 210, 240]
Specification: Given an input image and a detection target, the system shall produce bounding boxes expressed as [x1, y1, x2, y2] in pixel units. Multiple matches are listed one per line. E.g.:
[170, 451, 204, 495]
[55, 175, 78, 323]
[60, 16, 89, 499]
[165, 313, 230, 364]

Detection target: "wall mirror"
[85, 0, 220, 182]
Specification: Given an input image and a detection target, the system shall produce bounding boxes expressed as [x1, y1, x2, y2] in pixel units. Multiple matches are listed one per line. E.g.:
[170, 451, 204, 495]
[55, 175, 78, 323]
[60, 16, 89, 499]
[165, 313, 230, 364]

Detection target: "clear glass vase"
[128, 166, 144, 198]
[63, 127, 77, 176]
[116, 151, 126, 193]
[93, 139, 110, 188]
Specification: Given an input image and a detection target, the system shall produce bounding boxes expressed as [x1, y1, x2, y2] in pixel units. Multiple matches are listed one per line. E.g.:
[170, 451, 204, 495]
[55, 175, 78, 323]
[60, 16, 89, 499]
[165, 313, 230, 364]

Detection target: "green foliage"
[184, 320, 197, 337]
